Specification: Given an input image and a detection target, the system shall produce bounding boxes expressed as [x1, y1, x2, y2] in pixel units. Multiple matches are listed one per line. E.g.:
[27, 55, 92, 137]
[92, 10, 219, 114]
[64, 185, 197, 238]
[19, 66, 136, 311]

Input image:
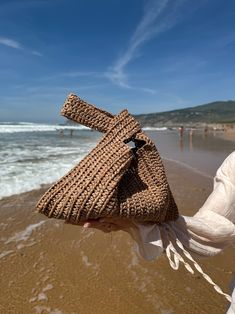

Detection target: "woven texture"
[36, 94, 179, 223]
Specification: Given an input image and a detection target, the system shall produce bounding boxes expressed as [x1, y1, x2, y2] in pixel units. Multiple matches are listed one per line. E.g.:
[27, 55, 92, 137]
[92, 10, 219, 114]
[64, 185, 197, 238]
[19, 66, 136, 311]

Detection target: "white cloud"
[0, 36, 42, 56]
[0, 37, 22, 49]
[32, 50, 43, 57]
[106, 0, 186, 90]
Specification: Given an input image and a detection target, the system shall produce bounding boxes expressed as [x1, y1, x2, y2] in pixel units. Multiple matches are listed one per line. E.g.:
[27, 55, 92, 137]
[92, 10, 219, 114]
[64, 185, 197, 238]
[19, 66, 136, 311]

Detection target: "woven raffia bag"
[36, 94, 178, 223]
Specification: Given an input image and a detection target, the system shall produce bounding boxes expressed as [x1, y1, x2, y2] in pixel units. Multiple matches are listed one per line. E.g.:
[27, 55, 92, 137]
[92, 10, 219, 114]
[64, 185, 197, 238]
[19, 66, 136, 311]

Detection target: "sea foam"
[0, 122, 89, 134]
[5, 221, 46, 244]
[0, 123, 99, 199]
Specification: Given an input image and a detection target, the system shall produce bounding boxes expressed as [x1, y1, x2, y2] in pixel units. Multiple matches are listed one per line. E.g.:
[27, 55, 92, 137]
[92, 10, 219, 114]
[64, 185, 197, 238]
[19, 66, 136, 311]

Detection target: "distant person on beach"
[204, 126, 208, 137]
[189, 128, 195, 137]
[189, 128, 195, 151]
[178, 125, 184, 138]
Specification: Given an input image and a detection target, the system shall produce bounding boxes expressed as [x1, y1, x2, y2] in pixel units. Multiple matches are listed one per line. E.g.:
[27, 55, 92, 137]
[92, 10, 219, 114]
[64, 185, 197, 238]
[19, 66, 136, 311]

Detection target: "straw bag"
[36, 94, 178, 223]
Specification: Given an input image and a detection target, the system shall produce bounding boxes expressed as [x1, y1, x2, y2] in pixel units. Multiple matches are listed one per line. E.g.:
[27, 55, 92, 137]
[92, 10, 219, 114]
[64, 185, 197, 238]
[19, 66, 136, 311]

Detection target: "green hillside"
[135, 100, 235, 127]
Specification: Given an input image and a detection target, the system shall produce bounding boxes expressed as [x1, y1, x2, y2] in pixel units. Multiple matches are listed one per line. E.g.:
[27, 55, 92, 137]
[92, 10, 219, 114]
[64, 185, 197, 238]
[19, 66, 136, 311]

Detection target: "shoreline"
[0, 157, 212, 205]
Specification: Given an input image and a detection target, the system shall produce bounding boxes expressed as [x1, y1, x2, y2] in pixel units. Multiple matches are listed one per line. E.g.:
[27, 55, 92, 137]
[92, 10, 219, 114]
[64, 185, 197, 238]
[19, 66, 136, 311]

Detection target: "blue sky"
[0, 0, 235, 122]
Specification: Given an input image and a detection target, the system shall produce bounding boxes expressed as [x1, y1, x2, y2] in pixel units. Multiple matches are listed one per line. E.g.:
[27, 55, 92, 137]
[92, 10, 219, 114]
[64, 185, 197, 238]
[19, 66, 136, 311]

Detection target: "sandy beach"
[222, 129, 235, 142]
[1, 156, 235, 314]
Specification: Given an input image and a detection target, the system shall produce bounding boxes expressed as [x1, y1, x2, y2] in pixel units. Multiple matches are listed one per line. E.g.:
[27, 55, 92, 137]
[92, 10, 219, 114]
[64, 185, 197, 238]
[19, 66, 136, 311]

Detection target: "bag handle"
[61, 93, 146, 148]
[61, 94, 114, 133]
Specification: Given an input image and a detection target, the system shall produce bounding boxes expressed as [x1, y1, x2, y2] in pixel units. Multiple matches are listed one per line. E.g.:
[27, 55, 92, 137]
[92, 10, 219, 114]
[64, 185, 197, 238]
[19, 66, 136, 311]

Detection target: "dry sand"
[0, 160, 234, 314]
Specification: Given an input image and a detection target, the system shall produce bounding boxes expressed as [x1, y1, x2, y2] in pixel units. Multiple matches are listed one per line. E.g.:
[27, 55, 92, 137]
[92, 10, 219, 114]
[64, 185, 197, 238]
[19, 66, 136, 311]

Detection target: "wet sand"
[1, 159, 234, 314]
[221, 130, 235, 142]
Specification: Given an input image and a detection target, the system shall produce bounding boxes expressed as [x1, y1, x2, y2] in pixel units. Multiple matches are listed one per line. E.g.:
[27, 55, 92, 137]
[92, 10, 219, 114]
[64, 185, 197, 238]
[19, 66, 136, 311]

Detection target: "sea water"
[147, 129, 235, 178]
[0, 122, 101, 199]
[0, 122, 234, 200]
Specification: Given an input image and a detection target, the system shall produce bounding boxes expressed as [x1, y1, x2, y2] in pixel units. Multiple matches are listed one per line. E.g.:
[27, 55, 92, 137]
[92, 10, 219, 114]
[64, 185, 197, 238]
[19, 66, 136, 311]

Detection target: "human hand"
[81, 217, 137, 233]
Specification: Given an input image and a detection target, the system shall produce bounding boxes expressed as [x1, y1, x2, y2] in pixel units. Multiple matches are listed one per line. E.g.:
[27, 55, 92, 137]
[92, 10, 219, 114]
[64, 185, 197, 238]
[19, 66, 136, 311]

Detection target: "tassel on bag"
[36, 94, 178, 223]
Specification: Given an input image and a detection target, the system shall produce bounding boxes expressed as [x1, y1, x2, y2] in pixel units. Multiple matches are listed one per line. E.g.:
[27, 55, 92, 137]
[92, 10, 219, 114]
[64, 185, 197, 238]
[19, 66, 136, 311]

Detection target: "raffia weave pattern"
[36, 94, 179, 223]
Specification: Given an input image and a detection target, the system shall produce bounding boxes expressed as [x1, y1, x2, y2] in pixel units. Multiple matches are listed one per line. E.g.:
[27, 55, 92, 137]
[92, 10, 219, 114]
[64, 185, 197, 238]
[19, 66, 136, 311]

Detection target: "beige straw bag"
[36, 94, 178, 223]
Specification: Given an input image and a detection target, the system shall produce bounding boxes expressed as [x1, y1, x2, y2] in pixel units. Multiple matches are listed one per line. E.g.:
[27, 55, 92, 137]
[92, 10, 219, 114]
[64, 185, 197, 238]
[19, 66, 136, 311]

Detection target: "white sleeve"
[130, 151, 235, 260]
[196, 151, 235, 223]
[181, 151, 235, 257]
[227, 288, 235, 314]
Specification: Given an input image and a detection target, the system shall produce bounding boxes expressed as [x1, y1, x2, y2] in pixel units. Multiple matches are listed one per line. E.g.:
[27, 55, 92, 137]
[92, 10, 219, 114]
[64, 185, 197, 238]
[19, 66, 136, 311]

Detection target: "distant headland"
[134, 100, 235, 128]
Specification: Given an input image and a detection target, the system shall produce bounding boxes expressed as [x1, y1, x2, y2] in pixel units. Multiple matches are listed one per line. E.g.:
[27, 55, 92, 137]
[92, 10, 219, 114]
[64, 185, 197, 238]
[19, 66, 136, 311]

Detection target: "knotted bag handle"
[61, 94, 115, 133]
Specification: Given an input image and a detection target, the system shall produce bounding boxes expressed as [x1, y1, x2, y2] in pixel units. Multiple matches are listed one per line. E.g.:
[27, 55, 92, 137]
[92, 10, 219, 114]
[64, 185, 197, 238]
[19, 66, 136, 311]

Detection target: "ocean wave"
[0, 146, 90, 164]
[142, 126, 168, 131]
[0, 122, 169, 133]
[0, 126, 99, 199]
[0, 122, 90, 133]
[0, 154, 89, 199]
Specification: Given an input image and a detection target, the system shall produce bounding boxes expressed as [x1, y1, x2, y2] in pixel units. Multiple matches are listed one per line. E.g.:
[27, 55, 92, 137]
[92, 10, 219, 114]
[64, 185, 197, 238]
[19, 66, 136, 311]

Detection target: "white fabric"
[129, 151, 235, 312]
[227, 289, 235, 314]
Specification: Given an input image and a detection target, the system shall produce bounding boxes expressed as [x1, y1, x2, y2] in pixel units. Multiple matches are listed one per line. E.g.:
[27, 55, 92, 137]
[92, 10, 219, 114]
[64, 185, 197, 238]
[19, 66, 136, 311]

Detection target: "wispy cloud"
[0, 37, 22, 49]
[0, 36, 42, 56]
[106, 0, 186, 91]
[36, 70, 156, 94]
[32, 50, 43, 57]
